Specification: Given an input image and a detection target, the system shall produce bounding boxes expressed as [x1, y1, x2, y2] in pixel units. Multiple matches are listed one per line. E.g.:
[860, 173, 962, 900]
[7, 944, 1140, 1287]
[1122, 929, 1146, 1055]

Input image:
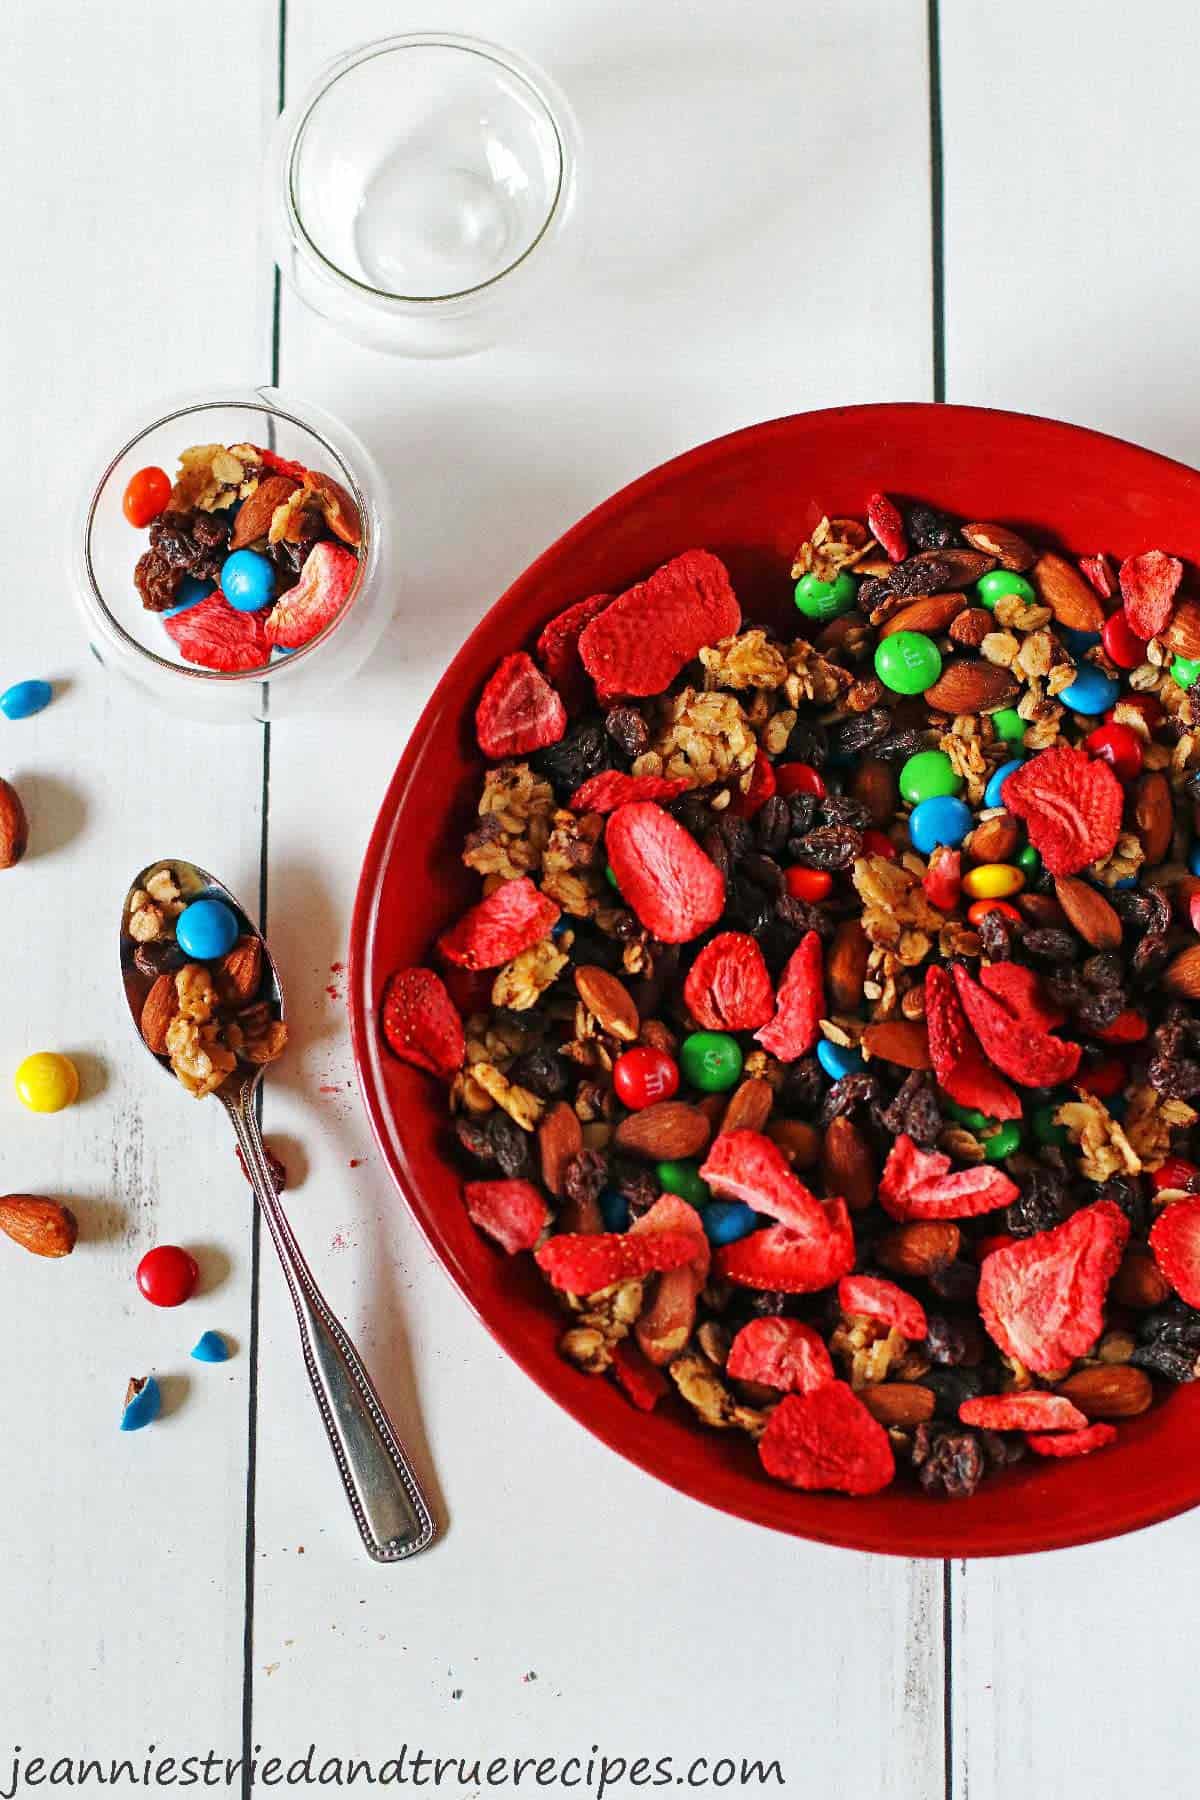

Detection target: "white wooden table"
[3, 2, 1198, 1793]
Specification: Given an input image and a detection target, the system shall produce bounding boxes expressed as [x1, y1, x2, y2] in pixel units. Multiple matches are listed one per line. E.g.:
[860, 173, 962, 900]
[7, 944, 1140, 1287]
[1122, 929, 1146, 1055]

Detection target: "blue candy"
[984, 759, 1024, 810]
[220, 549, 276, 614]
[1060, 663, 1120, 714]
[1189, 844, 1200, 878]
[163, 575, 211, 619]
[816, 1038, 865, 1080]
[175, 897, 240, 961]
[909, 794, 973, 854]
[1, 679, 51, 720]
[191, 1330, 232, 1363]
[120, 1376, 161, 1432]
[702, 1200, 758, 1246]
[598, 1188, 630, 1232]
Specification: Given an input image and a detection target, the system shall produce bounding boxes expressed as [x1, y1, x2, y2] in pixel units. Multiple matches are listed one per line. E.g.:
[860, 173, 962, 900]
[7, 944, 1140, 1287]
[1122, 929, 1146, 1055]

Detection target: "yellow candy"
[15, 1051, 79, 1114]
[961, 863, 1025, 901]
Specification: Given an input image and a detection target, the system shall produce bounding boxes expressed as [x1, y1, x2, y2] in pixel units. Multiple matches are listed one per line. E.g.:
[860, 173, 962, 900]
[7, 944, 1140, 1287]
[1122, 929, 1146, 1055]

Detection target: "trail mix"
[126, 864, 287, 1097]
[122, 443, 361, 670]
[382, 506, 1200, 1499]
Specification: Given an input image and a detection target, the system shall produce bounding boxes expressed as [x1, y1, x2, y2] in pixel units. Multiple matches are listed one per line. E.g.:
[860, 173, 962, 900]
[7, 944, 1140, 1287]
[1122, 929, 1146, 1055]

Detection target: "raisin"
[793, 825, 863, 871]
[819, 1072, 881, 1126]
[918, 1367, 986, 1418]
[509, 1046, 568, 1099]
[905, 504, 961, 552]
[1073, 988, 1126, 1032]
[1113, 885, 1171, 936]
[604, 705, 649, 760]
[890, 554, 954, 597]
[1130, 1343, 1200, 1383]
[149, 508, 230, 580]
[747, 1289, 793, 1318]
[828, 708, 891, 757]
[1148, 1057, 1200, 1100]
[742, 851, 784, 896]
[917, 1428, 986, 1497]
[533, 721, 614, 800]
[1137, 1299, 1200, 1351]
[490, 1113, 533, 1179]
[784, 721, 829, 767]
[133, 938, 187, 977]
[611, 1157, 661, 1216]
[1021, 927, 1079, 964]
[563, 1150, 607, 1206]
[133, 548, 184, 613]
[872, 729, 928, 764]
[754, 795, 791, 855]
[269, 520, 326, 590]
[1130, 936, 1171, 989]
[876, 1072, 942, 1149]
[1081, 951, 1124, 990]
[924, 1314, 971, 1366]
[778, 1056, 826, 1115]
[819, 795, 871, 830]
[724, 874, 773, 935]
[977, 909, 1014, 962]
[455, 1115, 498, 1164]
[928, 1258, 979, 1303]
[856, 576, 889, 616]
[1005, 1165, 1071, 1237]
[980, 1429, 1026, 1469]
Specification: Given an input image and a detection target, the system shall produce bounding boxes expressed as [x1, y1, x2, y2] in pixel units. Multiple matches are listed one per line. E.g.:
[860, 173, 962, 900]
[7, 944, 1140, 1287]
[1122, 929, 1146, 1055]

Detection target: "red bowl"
[349, 402, 1200, 1557]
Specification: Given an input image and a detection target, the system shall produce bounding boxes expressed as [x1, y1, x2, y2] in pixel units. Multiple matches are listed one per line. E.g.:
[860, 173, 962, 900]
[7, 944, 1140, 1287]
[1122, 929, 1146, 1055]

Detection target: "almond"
[0, 776, 28, 869]
[1054, 1364, 1153, 1420]
[948, 606, 994, 649]
[230, 473, 300, 549]
[765, 1118, 820, 1169]
[876, 1220, 961, 1279]
[861, 1018, 932, 1071]
[923, 657, 1017, 715]
[827, 918, 870, 1012]
[1164, 597, 1200, 660]
[141, 972, 180, 1054]
[307, 471, 362, 547]
[820, 1116, 876, 1213]
[849, 757, 897, 827]
[1030, 552, 1105, 633]
[877, 592, 966, 639]
[906, 547, 996, 587]
[1133, 770, 1174, 867]
[961, 522, 1037, 572]
[1165, 944, 1200, 998]
[720, 1077, 773, 1135]
[1053, 875, 1122, 950]
[538, 1101, 583, 1197]
[966, 813, 1021, 864]
[1017, 892, 1067, 927]
[574, 965, 639, 1042]
[215, 936, 263, 1006]
[614, 1100, 710, 1161]
[1109, 1248, 1171, 1310]
[0, 1194, 77, 1257]
[859, 1382, 935, 1427]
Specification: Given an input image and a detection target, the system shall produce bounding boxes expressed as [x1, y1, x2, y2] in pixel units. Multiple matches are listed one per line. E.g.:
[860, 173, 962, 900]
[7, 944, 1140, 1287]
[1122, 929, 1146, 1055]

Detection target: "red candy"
[879, 1134, 1018, 1221]
[837, 1274, 927, 1342]
[605, 801, 725, 943]
[729, 749, 776, 819]
[775, 762, 826, 799]
[1101, 609, 1148, 670]
[1149, 1197, 1200, 1307]
[952, 963, 1081, 1088]
[714, 1202, 855, 1294]
[701, 1130, 829, 1233]
[867, 492, 908, 564]
[437, 876, 560, 970]
[1084, 721, 1144, 782]
[535, 592, 613, 713]
[1120, 549, 1182, 640]
[1001, 745, 1123, 876]
[265, 541, 358, 650]
[165, 592, 270, 671]
[535, 1228, 700, 1293]
[568, 770, 690, 813]
[1077, 1055, 1126, 1098]
[966, 898, 1021, 926]
[754, 930, 823, 1062]
[977, 1199, 1130, 1374]
[613, 1045, 680, 1109]
[1026, 1422, 1118, 1458]
[123, 465, 171, 528]
[683, 932, 775, 1032]
[726, 1317, 834, 1395]
[578, 550, 741, 700]
[758, 1382, 895, 1495]
[136, 1245, 199, 1308]
[381, 967, 466, 1076]
[1093, 1009, 1148, 1045]
[784, 867, 833, 902]
[1152, 1157, 1199, 1193]
[464, 1180, 548, 1254]
[861, 828, 897, 860]
[475, 652, 567, 759]
[925, 965, 1022, 1122]
[1107, 692, 1162, 731]
[958, 1393, 1087, 1432]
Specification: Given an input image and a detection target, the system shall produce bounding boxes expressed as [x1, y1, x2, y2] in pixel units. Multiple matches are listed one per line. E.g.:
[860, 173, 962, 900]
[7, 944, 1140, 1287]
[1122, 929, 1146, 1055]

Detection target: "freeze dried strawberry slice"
[754, 931, 823, 1061]
[952, 964, 1081, 1087]
[684, 933, 775, 1032]
[578, 550, 741, 700]
[380, 967, 465, 1076]
[630, 1196, 710, 1363]
[726, 1318, 833, 1394]
[977, 1199, 1130, 1374]
[1149, 1197, 1200, 1307]
[867, 492, 908, 563]
[925, 966, 1022, 1121]
[978, 961, 1067, 1033]
[838, 1274, 927, 1342]
[923, 845, 961, 911]
[464, 1180, 548, 1254]
[568, 770, 691, 813]
[535, 592, 613, 713]
[758, 1382, 895, 1495]
[1078, 552, 1119, 600]
[1026, 1422, 1118, 1458]
[257, 446, 310, 483]
[879, 1134, 1018, 1221]
[958, 1393, 1087, 1432]
[475, 652, 567, 759]
[728, 749, 776, 819]
[700, 1130, 829, 1233]
[605, 802, 725, 942]
[1120, 549, 1182, 639]
[437, 876, 560, 969]
[714, 1201, 855, 1294]
[611, 1341, 670, 1412]
[535, 1228, 700, 1292]
[631, 1192, 710, 1276]
[1001, 745, 1123, 877]
[164, 592, 270, 671]
[264, 540, 358, 649]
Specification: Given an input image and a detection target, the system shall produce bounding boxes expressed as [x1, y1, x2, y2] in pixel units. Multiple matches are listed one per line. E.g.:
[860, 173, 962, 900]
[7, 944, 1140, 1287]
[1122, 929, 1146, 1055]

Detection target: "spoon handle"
[226, 1096, 436, 1563]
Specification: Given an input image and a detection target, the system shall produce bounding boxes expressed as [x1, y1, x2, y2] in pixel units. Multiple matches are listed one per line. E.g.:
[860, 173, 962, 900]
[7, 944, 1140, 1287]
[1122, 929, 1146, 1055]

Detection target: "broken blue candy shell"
[190, 1330, 231, 1363]
[120, 1375, 161, 1431]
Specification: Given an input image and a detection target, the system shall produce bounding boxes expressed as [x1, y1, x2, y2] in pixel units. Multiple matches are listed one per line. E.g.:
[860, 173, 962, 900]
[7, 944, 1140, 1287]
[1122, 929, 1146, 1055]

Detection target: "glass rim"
[283, 32, 572, 308]
[79, 395, 372, 686]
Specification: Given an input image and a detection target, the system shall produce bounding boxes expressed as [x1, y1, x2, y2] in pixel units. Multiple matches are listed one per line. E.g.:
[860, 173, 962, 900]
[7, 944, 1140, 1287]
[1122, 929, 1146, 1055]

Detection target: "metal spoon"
[121, 858, 436, 1564]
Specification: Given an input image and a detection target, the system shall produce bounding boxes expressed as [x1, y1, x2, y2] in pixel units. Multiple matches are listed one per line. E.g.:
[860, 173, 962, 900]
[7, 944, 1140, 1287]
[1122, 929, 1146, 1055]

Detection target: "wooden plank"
[251, 3, 942, 1793]
[0, 0, 272, 1761]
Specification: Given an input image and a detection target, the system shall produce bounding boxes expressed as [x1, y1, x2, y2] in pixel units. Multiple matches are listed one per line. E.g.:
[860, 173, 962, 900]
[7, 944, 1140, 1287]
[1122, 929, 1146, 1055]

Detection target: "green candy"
[794, 570, 857, 622]
[899, 749, 963, 805]
[944, 1100, 992, 1133]
[604, 863, 621, 892]
[1031, 1103, 1068, 1148]
[992, 708, 1026, 744]
[1172, 655, 1200, 692]
[980, 1120, 1023, 1162]
[978, 570, 1037, 611]
[680, 1030, 743, 1093]
[874, 630, 942, 696]
[1016, 844, 1042, 874]
[656, 1159, 711, 1206]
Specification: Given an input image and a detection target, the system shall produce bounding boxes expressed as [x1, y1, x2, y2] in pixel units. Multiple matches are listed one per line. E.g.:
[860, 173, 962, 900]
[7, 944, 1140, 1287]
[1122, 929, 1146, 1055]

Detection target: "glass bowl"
[74, 389, 394, 723]
[268, 33, 579, 356]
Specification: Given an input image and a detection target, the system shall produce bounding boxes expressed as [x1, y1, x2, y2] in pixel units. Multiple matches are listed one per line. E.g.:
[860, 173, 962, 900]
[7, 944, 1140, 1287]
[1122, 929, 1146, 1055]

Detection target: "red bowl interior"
[349, 402, 1200, 1556]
